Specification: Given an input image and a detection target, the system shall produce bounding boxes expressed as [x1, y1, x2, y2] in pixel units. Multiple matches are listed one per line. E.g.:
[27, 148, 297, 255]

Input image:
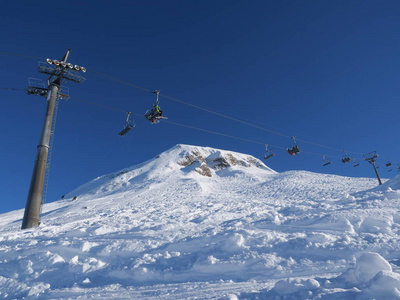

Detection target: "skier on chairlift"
[341, 152, 351, 163]
[151, 105, 163, 123]
[146, 104, 163, 123]
[287, 136, 300, 156]
[144, 90, 165, 124]
[287, 145, 300, 155]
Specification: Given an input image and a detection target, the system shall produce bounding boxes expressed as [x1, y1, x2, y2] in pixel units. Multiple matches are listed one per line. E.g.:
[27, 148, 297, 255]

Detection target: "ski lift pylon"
[119, 112, 135, 136]
[264, 144, 276, 159]
[287, 136, 300, 156]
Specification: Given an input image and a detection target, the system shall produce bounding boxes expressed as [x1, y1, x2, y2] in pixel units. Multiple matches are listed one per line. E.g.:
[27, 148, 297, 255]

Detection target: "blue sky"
[1, 0, 399, 214]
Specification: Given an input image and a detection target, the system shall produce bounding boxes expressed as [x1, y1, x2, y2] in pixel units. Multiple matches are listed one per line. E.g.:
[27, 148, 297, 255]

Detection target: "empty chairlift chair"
[119, 112, 135, 136]
[264, 144, 276, 159]
[322, 155, 331, 166]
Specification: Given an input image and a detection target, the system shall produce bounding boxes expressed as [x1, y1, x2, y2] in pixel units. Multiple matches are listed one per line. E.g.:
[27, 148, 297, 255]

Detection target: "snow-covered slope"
[1, 144, 400, 299]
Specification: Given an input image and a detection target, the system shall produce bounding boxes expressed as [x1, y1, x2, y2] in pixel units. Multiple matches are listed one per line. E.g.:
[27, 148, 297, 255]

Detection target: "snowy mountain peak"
[65, 144, 275, 199]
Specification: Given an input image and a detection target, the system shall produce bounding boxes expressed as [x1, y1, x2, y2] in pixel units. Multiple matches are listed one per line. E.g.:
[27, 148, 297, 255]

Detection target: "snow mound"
[268, 252, 400, 299]
[338, 252, 393, 286]
[366, 270, 400, 299]
[374, 174, 400, 191]
[272, 278, 320, 296]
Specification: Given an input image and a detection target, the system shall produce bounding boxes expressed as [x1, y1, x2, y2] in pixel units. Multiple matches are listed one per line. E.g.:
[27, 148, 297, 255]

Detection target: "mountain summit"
[65, 144, 276, 199]
[170, 144, 274, 176]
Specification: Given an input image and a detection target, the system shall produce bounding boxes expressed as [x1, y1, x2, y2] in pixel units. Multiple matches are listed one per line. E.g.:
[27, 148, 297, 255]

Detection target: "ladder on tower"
[40, 97, 60, 217]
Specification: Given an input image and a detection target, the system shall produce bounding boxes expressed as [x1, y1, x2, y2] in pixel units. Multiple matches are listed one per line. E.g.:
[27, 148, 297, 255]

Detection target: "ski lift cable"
[160, 93, 291, 138]
[0, 51, 45, 60]
[0, 52, 372, 156]
[1, 85, 367, 160]
[163, 120, 344, 159]
[86, 68, 368, 155]
[302, 150, 341, 159]
[0, 52, 379, 157]
[3, 52, 397, 172]
[0, 82, 369, 160]
[87, 68, 153, 94]
[85, 69, 290, 138]
[296, 138, 364, 155]
[221, 110, 357, 153]
[72, 96, 349, 159]
[88, 68, 292, 137]
[66, 97, 283, 149]
[71, 97, 127, 113]
[163, 120, 285, 147]
[0, 87, 27, 91]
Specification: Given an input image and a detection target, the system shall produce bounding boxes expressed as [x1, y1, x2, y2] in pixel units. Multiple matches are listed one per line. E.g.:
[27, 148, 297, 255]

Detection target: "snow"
[1, 144, 400, 299]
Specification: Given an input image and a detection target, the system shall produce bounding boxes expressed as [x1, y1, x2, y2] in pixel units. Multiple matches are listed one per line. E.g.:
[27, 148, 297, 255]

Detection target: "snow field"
[1, 145, 400, 299]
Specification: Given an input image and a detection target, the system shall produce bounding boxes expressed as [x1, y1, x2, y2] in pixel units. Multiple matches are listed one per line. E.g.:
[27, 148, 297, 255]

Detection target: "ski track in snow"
[1, 144, 400, 299]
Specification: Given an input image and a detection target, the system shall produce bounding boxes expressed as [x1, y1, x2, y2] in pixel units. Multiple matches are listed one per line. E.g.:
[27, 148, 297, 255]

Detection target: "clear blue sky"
[1, 1, 399, 214]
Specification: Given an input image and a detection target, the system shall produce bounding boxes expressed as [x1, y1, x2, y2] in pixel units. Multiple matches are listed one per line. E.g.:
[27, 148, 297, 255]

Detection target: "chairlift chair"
[342, 156, 351, 163]
[264, 144, 276, 160]
[144, 89, 165, 124]
[287, 136, 300, 156]
[322, 155, 331, 166]
[119, 112, 135, 136]
[353, 161, 360, 167]
[341, 151, 351, 164]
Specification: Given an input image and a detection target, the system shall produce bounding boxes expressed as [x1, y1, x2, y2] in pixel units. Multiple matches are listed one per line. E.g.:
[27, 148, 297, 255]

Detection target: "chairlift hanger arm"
[363, 151, 379, 161]
[153, 89, 160, 104]
[126, 111, 132, 123]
